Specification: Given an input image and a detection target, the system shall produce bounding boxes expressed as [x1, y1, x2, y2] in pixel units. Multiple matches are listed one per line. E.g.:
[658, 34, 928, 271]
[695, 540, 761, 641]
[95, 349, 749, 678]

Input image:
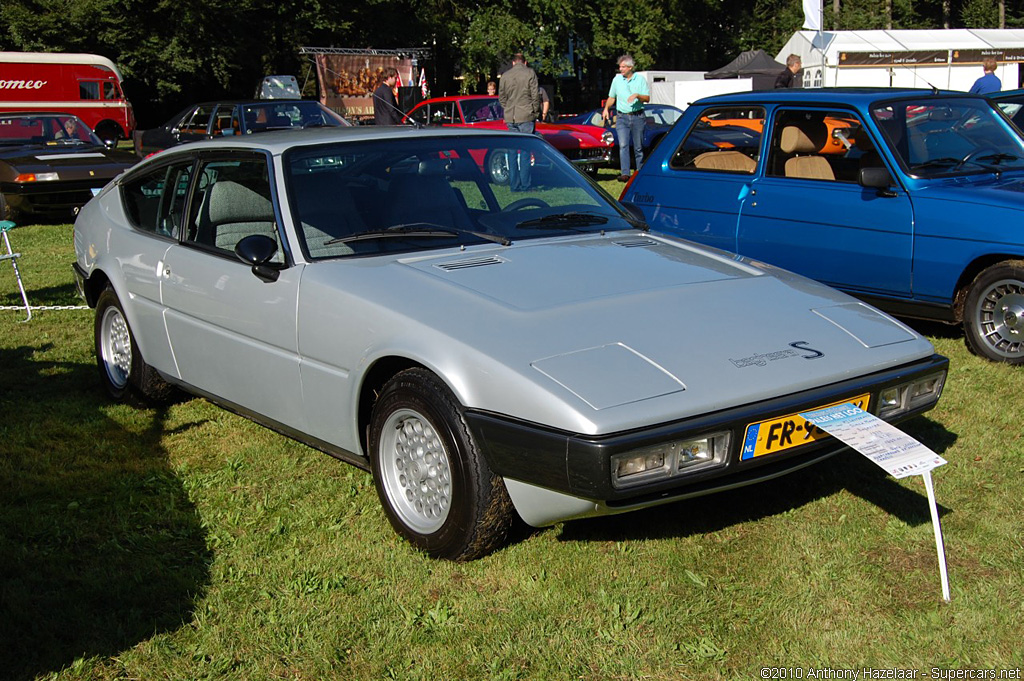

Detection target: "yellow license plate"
[741, 393, 871, 460]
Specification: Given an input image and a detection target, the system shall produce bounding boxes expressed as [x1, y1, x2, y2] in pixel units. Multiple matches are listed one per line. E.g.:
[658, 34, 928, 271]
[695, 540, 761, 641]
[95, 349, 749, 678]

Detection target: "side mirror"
[235, 234, 281, 282]
[859, 167, 898, 197]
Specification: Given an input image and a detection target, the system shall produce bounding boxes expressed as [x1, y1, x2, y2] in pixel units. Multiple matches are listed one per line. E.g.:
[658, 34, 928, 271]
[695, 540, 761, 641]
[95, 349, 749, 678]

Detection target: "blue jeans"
[615, 112, 645, 176]
[506, 121, 535, 190]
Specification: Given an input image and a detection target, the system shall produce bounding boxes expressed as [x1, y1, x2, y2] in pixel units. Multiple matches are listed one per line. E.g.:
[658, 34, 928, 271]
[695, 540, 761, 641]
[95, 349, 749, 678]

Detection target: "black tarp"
[705, 50, 789, 90]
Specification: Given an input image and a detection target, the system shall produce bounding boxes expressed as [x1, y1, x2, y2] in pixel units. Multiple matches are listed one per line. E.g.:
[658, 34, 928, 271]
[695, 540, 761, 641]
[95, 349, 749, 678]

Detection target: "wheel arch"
[356, 355, 427, 456]
[94, 119, 126, 142]
[81, 267, 112, 308]
[952, 254, 1024, 321]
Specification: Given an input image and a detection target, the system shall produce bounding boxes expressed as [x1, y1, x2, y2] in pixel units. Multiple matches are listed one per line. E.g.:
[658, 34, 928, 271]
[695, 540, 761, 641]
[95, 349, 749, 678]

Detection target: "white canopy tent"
[776, 29, 1023, 92]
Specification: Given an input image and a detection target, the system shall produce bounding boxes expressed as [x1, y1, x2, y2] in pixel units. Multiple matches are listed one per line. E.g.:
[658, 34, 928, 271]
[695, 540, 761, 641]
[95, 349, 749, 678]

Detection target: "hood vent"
[435, 255, 505, 272]
[614, 237, 658, 248]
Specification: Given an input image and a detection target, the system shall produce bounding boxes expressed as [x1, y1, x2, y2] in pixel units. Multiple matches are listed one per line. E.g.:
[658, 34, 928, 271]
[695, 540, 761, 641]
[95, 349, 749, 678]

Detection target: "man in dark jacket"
[775, 55, 802, 89]
[373, 67, 403, 126]
[498, 53, 541, 190]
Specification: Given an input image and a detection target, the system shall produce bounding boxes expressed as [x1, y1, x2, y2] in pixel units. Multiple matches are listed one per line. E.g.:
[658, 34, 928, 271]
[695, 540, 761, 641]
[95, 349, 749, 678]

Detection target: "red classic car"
[404, 95, 615, 176]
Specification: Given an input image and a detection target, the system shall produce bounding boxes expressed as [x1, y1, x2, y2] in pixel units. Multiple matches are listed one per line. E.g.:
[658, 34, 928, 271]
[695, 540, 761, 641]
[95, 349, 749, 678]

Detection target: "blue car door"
[737, 107, 914, 298]
[627, 105, 766, 253]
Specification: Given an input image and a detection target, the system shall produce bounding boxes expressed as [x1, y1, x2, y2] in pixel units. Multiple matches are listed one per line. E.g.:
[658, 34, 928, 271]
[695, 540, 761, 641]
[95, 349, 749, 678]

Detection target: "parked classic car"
[404, 95, 615, 176]
[989, 88, 1024, 129]
[623, 88, 1024, 364]
[560, 102, 684, 161]
[73, 126, 947, 559]
[133, 99, 351, 157]
[0, 112, 137, 221]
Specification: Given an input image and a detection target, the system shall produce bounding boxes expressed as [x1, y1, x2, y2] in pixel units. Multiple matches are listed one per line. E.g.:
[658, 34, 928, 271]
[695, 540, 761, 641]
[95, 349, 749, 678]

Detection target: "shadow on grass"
[557, 415, 957, 546]
[0, 343, 211, 680]
[0, 282, 84, 308]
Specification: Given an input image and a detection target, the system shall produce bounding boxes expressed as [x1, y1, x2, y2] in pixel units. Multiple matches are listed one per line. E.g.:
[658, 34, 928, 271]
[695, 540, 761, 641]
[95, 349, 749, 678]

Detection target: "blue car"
[623, 88, 1024, 364]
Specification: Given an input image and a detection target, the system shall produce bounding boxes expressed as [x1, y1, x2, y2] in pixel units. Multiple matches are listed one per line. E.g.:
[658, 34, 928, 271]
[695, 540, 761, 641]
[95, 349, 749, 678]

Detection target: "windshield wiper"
[326, 223, 510, 246]
[515, 211, 610, 231]
[912, 157, 960, 170]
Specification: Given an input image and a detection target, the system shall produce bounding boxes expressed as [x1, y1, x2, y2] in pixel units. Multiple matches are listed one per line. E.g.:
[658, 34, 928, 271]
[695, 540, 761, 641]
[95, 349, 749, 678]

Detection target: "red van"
[0, 51, 136, 143]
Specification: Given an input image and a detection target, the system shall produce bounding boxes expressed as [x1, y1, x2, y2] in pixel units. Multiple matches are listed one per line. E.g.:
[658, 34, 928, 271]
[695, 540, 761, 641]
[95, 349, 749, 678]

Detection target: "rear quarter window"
[669, 106, 764, 174]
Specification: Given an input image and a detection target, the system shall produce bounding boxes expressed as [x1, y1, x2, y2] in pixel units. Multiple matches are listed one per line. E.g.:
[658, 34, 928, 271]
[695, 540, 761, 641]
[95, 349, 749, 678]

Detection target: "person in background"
[498, 52, 541, 191]
[54, 118, 78, 140]
[372, 67, 403, 126]
[539, 86, 551, 122]
[775, 55, 802, 89]
[486, 81, 497, 96]
[969, 57, 1001, 95]
[602, 54, 650, 182]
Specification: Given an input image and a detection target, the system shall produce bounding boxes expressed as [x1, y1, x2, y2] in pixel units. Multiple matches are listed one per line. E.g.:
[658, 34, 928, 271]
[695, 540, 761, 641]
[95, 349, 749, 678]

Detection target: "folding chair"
[0, 220, 31, 322]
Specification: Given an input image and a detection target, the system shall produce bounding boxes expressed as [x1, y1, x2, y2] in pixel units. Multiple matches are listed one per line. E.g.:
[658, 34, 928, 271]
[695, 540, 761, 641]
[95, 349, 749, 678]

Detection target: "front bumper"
[565, 147, 614, 167]
[467, 354, 948, 505]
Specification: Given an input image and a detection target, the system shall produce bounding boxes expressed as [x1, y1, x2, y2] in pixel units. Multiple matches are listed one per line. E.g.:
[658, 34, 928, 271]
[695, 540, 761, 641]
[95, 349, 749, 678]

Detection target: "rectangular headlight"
[877, 371, 946, 419]
[611, 432, 730, 489]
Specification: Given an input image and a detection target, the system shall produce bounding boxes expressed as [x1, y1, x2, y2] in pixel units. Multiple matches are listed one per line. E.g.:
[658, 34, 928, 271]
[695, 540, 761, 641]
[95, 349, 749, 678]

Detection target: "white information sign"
[799, 403, 946, 478]
[798, 403, 951, 601]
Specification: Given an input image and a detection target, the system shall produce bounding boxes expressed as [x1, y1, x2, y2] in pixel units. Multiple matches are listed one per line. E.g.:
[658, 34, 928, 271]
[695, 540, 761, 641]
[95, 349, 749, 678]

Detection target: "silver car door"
[160, 151, 307, 430]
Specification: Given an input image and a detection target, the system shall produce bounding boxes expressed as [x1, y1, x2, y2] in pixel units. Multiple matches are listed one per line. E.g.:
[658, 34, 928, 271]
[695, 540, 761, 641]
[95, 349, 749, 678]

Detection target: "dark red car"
[404, 95, 614, 178]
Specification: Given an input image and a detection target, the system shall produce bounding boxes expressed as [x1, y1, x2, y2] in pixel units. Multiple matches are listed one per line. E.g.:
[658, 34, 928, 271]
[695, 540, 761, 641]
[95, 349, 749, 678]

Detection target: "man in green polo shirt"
[602, 54, 651, 182]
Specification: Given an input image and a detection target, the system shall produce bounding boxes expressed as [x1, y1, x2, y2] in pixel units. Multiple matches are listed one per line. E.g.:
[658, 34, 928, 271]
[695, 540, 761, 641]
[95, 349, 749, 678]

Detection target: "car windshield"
[870, 97, 1024, 178]
[461, 98, 504, 123]
[242, 101, 350, 133]
[0, 114, 102, 146]
[285, 135, 636, 259]
[647, 106, 682, 126]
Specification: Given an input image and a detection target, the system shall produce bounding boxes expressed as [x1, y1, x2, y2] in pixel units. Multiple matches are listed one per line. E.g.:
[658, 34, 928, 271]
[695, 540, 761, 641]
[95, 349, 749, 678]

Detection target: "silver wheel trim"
[379, 408, 453, 534]
[489, 151, 510, 184]
[973, 277, 1024, 359]
[100, 306, 132, 389]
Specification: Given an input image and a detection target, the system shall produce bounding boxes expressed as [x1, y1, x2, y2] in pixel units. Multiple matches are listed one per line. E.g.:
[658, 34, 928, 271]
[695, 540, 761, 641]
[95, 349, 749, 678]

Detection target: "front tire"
[963, 261, 1024, 364]
[94, 287, 171, 402]
[486, 150, 511, 185]
[368, 368, 513, 560]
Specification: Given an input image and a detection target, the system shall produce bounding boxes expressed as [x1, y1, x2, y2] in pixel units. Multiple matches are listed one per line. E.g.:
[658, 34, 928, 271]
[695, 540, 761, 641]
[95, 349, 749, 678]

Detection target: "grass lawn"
[1, 210, 1022, 680]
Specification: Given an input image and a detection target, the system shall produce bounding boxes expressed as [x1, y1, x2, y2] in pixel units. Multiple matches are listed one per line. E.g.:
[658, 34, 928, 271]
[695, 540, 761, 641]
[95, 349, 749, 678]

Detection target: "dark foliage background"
[1, 0, 1020, 125]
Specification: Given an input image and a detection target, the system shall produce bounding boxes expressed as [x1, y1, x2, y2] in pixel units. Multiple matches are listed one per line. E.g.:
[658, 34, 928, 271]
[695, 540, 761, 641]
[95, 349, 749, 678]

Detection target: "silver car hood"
[300, 232, 935, 434]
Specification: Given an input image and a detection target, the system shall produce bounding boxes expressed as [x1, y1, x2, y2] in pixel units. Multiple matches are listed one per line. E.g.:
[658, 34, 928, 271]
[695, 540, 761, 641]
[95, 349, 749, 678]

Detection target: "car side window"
[121, 161, 195, 239]
[212, 105, 238, 137]
[408, 105, 429, 126]
[766, 109, 872, 183]
[78, 81, 100, 100]
[669, 106, 764, 174]
[184, 156, 284, 263]
[178, 105, 216, 135]
[429, 103, 455, 126]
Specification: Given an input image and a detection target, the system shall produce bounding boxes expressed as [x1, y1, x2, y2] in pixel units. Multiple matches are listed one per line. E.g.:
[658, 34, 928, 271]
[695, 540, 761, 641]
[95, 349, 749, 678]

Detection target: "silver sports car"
[73, 126, 948, 560]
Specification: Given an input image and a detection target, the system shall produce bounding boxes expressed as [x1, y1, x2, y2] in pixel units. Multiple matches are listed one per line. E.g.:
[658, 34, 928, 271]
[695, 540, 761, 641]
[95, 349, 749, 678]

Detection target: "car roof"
[414, 95, 495, 105]
[142, 125, 536, 156]
[989, 88, 1024, 101]
[692, 87, 980, 108]
[189, 99, 316, 107]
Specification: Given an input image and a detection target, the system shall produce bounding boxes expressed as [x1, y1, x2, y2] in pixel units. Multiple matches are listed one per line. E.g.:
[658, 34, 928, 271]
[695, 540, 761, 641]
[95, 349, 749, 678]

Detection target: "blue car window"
[669, 106, 764, 173]
[766, 109, 868, 183]
[871, 98, 1024, 178]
